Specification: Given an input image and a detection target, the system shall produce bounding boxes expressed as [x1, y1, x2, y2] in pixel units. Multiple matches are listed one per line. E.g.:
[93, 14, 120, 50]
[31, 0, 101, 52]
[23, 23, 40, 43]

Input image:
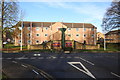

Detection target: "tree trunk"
[1, 0, 4, 50]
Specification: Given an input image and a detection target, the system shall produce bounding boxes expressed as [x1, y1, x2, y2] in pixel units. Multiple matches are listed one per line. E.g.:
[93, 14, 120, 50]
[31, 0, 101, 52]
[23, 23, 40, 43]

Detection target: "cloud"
[43, 2, 111, 32]
[45, 2, 108, 21]
[17, 0, 114, 2]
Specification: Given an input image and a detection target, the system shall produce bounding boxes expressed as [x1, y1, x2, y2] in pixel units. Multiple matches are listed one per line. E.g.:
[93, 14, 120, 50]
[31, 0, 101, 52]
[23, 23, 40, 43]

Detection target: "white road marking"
[0, 58, 2, 59]
[74, 57, 80, 58]
[19, 55, 25, 58]
[15, 57, 28, 60]
[38, 57, 44, 59]
[51, 56, 56, 59]
[68, 62, 96, 79]
[46, 57, 51, 59]
[111, 72, 120, 78]
[67, 57, 71, 58]
[12, 61, 17, 63]
[30, 57, 36, 59]
[60, 57, 64, 58]
[32, 69, 39, 75]
[7, 58, 12, 59]
[34, 54, 37, 56]
[21, 64, 27, 68]
[38, 54, 41, 56]
[80, 57, 94, 65]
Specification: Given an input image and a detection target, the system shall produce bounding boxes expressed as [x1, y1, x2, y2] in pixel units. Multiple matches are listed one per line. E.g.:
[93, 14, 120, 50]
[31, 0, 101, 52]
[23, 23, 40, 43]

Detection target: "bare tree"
[102, 1, 120, 32]
[0, 0, 20, 48]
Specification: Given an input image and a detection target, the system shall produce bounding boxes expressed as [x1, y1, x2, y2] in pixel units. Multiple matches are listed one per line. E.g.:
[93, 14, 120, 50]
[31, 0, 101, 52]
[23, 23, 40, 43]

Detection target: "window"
[28, 27, 30, 30]
[28, 40, 31, 44]
[91, 28, 94, 31]
[36, 40, 39, 43]
[76, 28, 79, 31]
[84, 28, 86, 31]
[44, 40, 48, 42]
[68, 28, 71, 30]
[45, 34, 48, 36]
[46, 27, 48, 30]
[76, 34, 79, 37]
[68, 34, 71, 37]
[36, 34, 40, 36]
[91, 34, 94, 37]
[27, 33, 30, 37]
[57, 27, 60, 30]
[18, 40, 21, 43]
[18, 34, 21, 37]
[36, 27, 39, 31]
[84, 34, 86, 37]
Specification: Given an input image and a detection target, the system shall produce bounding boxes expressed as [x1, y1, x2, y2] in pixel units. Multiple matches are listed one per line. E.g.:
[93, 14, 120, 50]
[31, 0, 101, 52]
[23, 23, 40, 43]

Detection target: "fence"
[27, 40, 100, 50]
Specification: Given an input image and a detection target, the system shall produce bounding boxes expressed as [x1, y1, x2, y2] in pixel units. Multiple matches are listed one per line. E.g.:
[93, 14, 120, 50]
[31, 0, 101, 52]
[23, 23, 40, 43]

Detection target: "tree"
[102, 1, 120, 32]
[0, 0, 20, 48]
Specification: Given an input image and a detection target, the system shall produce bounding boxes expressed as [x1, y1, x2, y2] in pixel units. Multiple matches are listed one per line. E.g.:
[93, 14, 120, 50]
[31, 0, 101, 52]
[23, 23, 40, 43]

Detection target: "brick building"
[105, 29, 120, 43]
[14, 21, 97, 46]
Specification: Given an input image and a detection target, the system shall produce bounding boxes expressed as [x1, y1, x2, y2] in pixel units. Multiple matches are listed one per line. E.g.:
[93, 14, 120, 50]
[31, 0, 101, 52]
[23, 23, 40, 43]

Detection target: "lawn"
[4, 43, 27, 49]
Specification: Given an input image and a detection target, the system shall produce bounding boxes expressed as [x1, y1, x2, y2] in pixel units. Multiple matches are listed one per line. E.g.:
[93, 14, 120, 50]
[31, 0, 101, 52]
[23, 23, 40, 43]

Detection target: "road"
[2, 52, 120, 79]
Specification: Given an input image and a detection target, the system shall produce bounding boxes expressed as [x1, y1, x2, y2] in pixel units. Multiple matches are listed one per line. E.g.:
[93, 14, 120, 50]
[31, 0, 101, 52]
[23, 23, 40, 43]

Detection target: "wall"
[27, 40, 100, 50]
[15, 22, 97, 46]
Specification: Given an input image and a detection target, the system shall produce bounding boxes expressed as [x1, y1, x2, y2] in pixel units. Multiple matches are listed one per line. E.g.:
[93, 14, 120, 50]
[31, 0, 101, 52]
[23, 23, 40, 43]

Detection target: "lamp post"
[59, 28, 66, 51]
[20, 21, 23, 51]
[104, 33, 106, 50]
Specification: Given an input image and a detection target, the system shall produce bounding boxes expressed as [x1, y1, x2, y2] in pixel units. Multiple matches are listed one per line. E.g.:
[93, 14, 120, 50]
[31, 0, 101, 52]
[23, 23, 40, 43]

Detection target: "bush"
[106, 43, 120, 51]
[64, 47, 73, 51]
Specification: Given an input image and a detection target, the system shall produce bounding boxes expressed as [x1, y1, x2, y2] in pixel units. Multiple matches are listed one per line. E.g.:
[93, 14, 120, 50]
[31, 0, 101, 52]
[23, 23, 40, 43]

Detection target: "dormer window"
[36, 27, 39, 31]
[46, 27, 48, 30]
[76, 28, 79, 31]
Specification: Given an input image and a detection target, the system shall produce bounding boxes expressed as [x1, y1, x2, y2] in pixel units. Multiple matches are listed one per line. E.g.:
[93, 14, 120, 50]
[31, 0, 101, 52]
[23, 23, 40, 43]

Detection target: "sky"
[19, 1, 112, 32]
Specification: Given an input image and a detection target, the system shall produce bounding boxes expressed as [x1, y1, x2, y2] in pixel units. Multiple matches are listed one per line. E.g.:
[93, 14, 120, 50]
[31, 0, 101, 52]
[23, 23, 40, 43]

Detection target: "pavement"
[2, 52, 120, 79]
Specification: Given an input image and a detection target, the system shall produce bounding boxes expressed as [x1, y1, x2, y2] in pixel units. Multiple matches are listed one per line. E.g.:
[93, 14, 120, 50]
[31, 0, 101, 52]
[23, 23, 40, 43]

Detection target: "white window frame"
[91, 34, 94, 38]
[18, 40, 21, 44]
[84, 28, 86, 31]
[28, 27, 30, 30]
[36, 34, 40, 36]
[76, 34, 79, 37]
[91, 28, 94, 31]
[76, 28, 79, 31]
[36, 40, 39, 43]
[68, 34, 71, 37]
[27, 33, 30, 37]
[45, 34, 48, 36]
[36, 27, 39, 31]
[46, 27, 48, 30]
[68, 28, 71, 31]
[28, 40, 31, 44]
[18, 34, 21, 37]
[84, 34, 86, 37]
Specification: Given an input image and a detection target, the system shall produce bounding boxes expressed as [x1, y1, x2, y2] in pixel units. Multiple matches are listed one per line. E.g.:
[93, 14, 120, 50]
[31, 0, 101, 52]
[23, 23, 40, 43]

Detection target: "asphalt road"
[2, 52, 120, 79]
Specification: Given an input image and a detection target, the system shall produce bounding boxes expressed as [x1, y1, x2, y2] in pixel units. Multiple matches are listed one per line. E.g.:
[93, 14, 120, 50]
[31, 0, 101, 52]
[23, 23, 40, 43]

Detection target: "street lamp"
[59, 28, 66, 51]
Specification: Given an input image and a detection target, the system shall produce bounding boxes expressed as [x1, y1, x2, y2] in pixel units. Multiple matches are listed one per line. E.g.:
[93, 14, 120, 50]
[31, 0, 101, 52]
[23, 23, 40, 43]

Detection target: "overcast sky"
[19, 2, 112, 32]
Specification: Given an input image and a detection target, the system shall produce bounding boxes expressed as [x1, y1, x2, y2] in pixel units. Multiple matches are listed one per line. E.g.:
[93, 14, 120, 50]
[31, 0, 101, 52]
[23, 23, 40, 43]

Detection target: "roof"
[63, 23, 96, 28]
[105, 29, 120, 35]
[22, 21, 97, 28]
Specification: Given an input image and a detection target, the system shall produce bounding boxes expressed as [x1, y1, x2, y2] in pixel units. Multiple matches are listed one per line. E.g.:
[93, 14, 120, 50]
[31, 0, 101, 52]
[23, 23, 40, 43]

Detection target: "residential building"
[14, 21, 97, 46]
[105, 29, 120, 43]
[97, 32, 104, 40]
